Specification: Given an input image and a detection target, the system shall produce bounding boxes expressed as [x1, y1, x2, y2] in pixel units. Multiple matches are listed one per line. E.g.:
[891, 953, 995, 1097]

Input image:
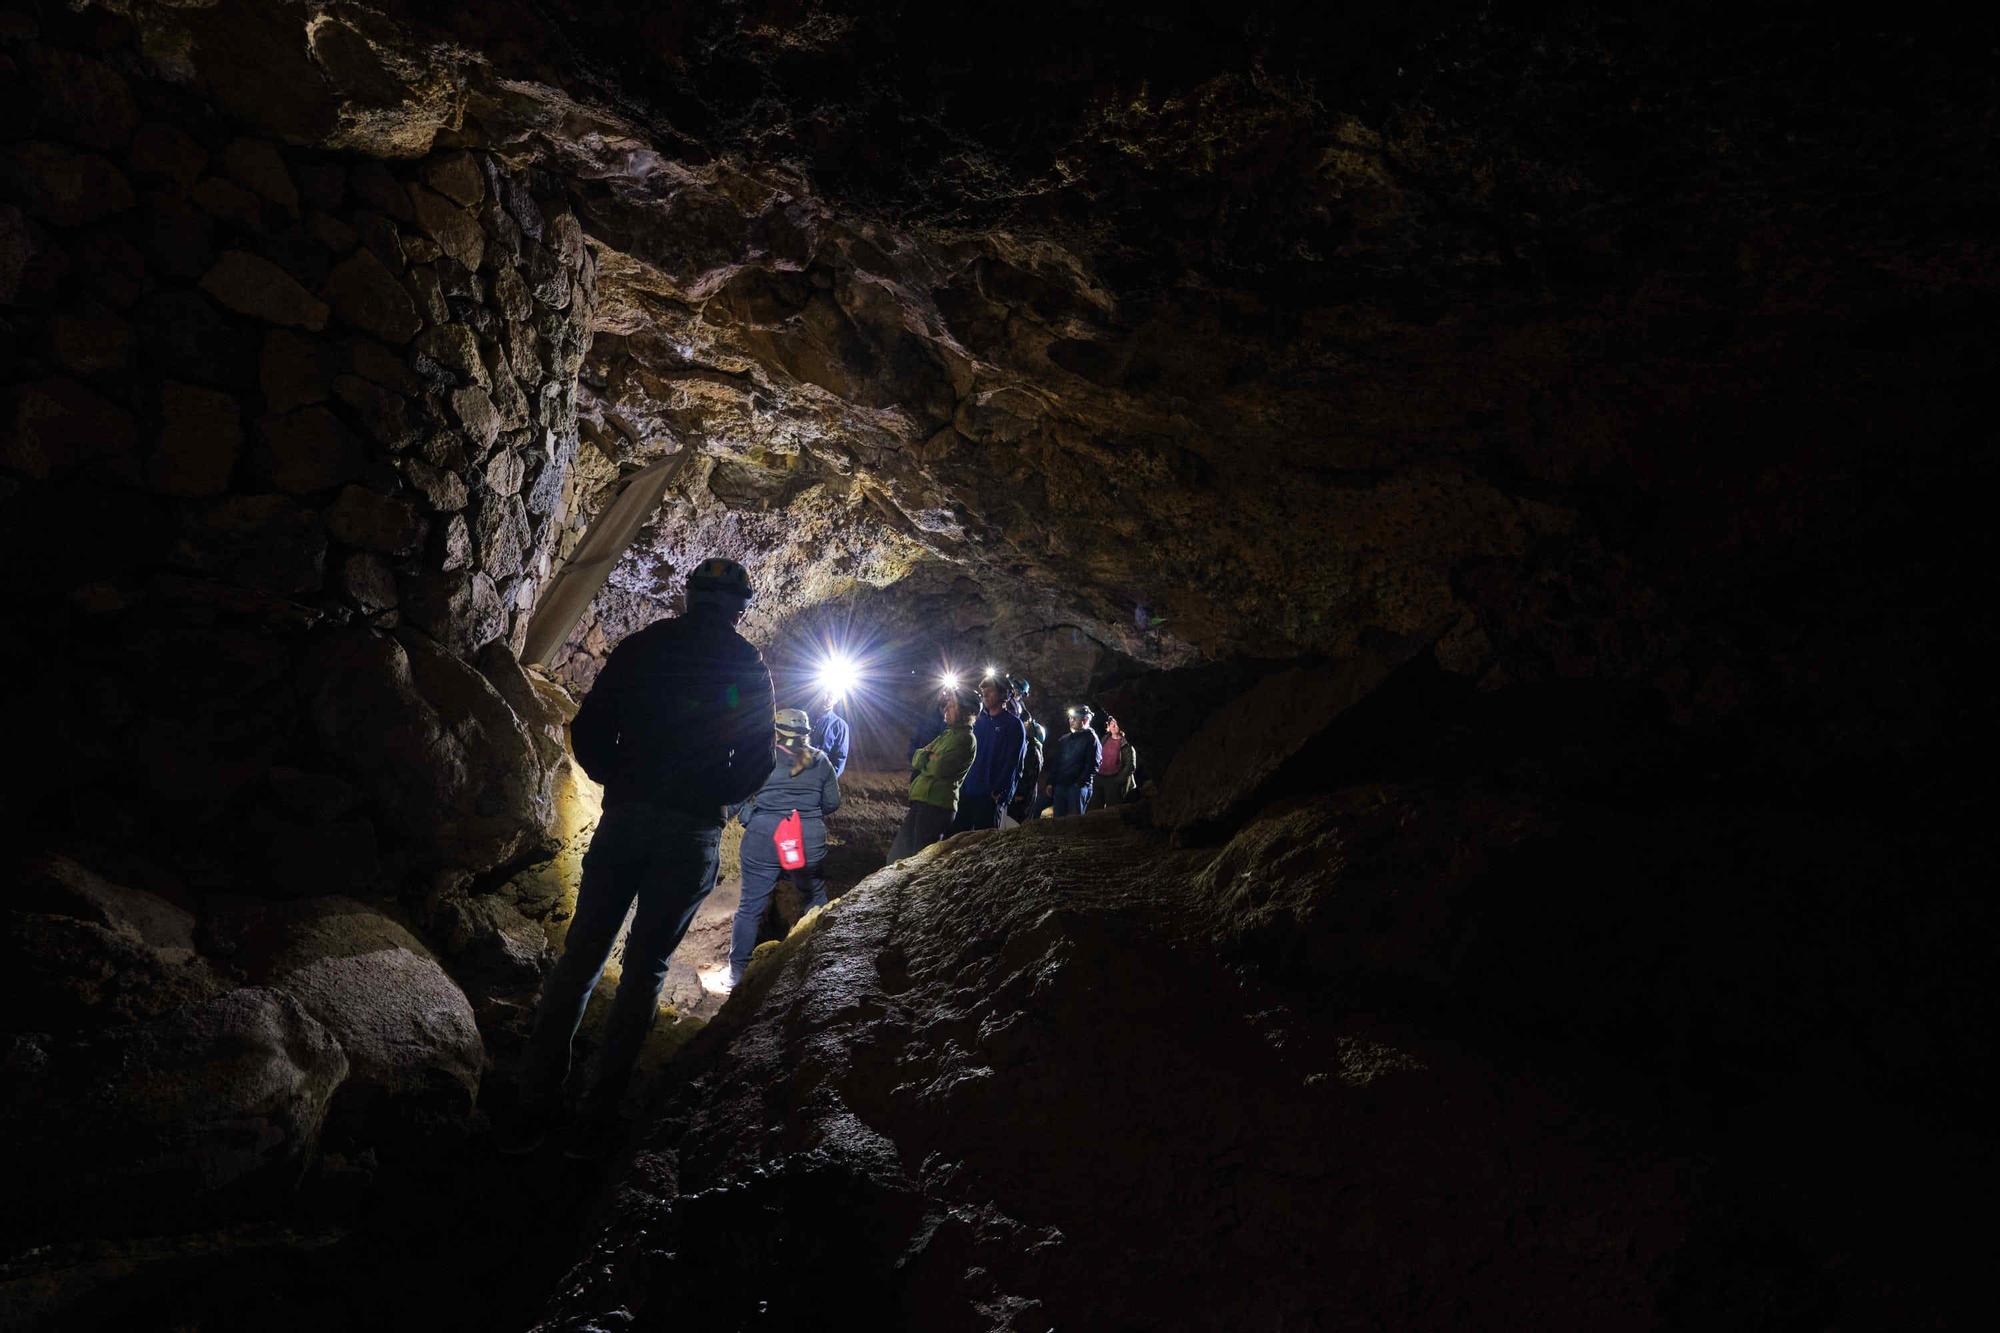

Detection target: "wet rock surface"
[537, 741, 1993, 1329]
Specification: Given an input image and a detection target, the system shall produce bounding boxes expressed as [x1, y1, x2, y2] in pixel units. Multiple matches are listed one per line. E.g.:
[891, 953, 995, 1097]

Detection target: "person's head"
[816, 689, 840, 716]
[1066, 704, 1093, 732]
[979, 677, 1006, 713]
[1104, 715, 1122, 739]
[1010, 675, 1031, 703]
[685, 557, 753, 622]
[942, 686, 978, 725]
[774, 707, 812, 753]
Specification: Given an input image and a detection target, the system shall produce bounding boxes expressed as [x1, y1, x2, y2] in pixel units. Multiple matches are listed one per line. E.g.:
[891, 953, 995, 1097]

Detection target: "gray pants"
[520, 801, 720, 1115]
[887, 801, 953, 861]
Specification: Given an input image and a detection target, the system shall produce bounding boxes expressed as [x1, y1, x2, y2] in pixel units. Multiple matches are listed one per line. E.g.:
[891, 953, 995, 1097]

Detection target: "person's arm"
[821, 761, 842, 816]
[718, 654, 777, 806]
[1120, 741, 1137, 785]
[826, 716, 849, 777]
[935, 728, 976, 792]
[1087, 733, 1103, 777]
[568, 644, 631, 784]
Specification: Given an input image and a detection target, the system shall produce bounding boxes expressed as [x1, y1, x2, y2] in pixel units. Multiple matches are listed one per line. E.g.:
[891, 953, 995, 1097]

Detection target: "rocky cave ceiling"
[30, 1, 2000, 698]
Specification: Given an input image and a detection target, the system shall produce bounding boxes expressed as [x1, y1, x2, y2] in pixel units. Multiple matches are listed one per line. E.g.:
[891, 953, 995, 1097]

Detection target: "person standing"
[727, 708, 842, 988]
[1043, 704, 1103, 817]
[1012, 717, 1046, 822]
[506, 557, 773, 1156]
[951, 675, 1026, 833]
[888, 685, 978, 860]
[1097, 714, 1138, 804]
[811, 689, 849, 777]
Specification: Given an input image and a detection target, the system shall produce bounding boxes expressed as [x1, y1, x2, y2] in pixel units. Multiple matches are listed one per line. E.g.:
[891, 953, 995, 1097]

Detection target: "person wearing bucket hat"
[508, 556, 772, 1157]
[1042, 703, 1102, 817]
[726, 706, 842, 987]
[888, 684, 980, 860]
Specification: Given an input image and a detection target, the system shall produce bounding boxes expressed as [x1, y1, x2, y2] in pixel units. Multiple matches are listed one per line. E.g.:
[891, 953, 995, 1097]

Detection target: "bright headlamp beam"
[815, 652, 859, 701]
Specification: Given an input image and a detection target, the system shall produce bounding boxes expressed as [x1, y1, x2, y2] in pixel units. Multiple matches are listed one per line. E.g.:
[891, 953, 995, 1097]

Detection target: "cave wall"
[0, 7, 601, 1258]
[2, 9, 596, 876]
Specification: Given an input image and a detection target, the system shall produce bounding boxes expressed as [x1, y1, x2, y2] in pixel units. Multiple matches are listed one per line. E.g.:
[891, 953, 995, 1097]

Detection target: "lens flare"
[938, 671, 960, 691]
[815, 652, 860, 702]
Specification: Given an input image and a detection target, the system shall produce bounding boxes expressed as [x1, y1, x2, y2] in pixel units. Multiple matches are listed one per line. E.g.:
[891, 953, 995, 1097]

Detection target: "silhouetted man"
[503, 557, 774, 1157]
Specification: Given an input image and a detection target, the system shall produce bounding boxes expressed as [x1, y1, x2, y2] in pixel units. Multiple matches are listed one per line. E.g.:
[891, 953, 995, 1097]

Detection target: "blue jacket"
[963, 706, 1027, 803]
[732, 745, 842, 865]
[812, 710, 849, 776]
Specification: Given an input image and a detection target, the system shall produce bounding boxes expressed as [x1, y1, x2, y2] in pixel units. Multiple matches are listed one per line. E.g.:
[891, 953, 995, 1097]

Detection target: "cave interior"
[2, 1, 1995, 1328]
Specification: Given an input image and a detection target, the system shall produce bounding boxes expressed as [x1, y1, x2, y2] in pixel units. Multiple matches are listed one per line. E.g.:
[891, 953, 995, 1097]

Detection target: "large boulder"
[1, 987, 347, 1246]
[1, 855, 225, 1032]
[1153, 623, 1452, 838]
[202, 896, 485, 1140]
[302, 626, 551, 873]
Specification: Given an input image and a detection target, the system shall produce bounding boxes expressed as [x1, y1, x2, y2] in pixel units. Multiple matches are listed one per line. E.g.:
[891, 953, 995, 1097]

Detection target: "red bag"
[773, 809, 806, 871]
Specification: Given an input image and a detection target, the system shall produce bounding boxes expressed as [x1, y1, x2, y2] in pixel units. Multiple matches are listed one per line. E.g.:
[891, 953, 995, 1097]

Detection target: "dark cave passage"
[4, 2, 1997, 1329]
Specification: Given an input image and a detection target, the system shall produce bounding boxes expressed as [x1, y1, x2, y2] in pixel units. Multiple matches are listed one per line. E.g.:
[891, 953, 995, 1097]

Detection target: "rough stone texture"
[149, 382, 243, 497]
[2, 986, 347, 1246]
[198, 250, 329, 330]
[1154, 626, 1446, 838]
[536, 819, 1694, 1328]
[4, 141, 135, 226]
[2, 855, 224, 1033]
[303, 628, 552, 874]
[322, 248, 422, 343]
[327, 484, 423, 554]
[205, 896, 485, 1135]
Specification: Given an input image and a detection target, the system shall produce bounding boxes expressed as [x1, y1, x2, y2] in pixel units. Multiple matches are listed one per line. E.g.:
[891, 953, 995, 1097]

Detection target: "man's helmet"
[775, 707, 811, 738]
[686, 557, 753, 602]
[1066, 704, 1093, 720]
[1009, 675, 1031, 698]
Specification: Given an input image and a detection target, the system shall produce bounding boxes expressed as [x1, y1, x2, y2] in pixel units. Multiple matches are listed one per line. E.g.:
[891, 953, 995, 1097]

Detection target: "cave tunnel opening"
[3, 2, 1997, 1329]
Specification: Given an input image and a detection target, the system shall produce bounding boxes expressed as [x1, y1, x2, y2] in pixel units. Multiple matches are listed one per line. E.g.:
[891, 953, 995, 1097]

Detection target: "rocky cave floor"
[2, 771, 911, 1332]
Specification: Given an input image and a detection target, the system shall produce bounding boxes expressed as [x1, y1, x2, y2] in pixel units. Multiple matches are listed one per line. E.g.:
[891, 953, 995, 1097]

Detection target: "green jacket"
[909, 720, 976, 811]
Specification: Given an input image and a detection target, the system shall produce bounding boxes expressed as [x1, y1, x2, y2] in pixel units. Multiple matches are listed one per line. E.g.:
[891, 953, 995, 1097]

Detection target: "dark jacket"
[812, 710, 850, 776]
[964, 706, 1027, 803]
[1044, 726, 1102, 788]
[1015, 718, 1045, 800]
[570, 607, 775, 823]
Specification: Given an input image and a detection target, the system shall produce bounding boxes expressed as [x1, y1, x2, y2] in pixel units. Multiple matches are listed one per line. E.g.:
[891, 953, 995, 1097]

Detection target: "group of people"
[500, 554, 1139, 1156]
[887, 672, 1139, 862]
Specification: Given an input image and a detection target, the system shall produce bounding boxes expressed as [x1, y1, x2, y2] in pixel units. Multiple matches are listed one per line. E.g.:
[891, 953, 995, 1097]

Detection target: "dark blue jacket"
[963, 706, 1026, 803]
[570, 607, 775, 823]
[812, 710, 849, 776]
[1044, 726, 1102, 787]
